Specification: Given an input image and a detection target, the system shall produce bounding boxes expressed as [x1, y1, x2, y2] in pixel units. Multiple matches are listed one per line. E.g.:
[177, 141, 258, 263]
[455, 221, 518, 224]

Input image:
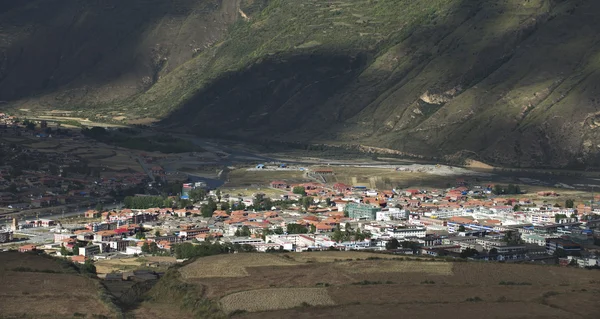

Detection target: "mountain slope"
[1, 0, 600, 168]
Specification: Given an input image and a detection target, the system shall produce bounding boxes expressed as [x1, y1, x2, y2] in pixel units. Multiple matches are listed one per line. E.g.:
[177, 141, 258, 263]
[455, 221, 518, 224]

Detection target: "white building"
[376, 208, 407, 221]
[79, 245, 101, 257]
[125, 246, 142, 255]
[387, 227, 426, 239]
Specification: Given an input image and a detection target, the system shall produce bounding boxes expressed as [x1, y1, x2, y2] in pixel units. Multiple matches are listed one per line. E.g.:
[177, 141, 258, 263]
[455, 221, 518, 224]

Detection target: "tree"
[301, 196, 313, 210]
[493, 185, 503, 195]
[331, 229, 344, 242]
[565, 199, 574, 208]
[507, 184, 516, 194]
[23, 119, 35, 130]
[201, 197, 217, 217]
[148, 242, 159, 254]
[513, 204, 521, 211]
[240, 226, 250, 236]
[568, 258, 578, 266]
[60, 246, 69, 256]
[72, 246, 79, 256]
[489, 248, 498, 255]
[189, 188, 207, 202]
[80, 259, 96, 275]
[554, 248, 568, 258]
[155, 230, 161, 237]
[141, 242, 150, 253]
[292, 186, 306, 196]
[216, 189, 222, 202]
[400, 241, 420, 253]
[555, 213, 568, 223]
[95, 203, 104, 212]
[286, 223, 308, 234]
[345, 222, 352, 231]
[460, 248, 479, 259]
[310, 224, 316, 233]
[458, 225, 466, 232]
[7, 183, 17, 193]
[136, 232, 146, 240]
[386, 238, 400, 250]
[503, 230, 522, 245]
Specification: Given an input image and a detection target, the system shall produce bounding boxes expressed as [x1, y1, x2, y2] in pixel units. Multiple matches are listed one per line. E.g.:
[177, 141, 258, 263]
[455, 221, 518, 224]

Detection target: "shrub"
[351, 280, 382, 285]
[465, 297, 483, 302]
[499, 281, 531, 286]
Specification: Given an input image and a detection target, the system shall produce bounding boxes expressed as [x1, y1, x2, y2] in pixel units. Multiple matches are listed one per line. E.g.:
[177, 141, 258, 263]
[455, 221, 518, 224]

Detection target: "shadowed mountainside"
[1, 0, 600, 168]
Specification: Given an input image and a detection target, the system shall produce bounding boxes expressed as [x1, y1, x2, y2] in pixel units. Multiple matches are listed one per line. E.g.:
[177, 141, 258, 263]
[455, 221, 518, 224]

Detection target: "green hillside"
[1, 0, 599, 168]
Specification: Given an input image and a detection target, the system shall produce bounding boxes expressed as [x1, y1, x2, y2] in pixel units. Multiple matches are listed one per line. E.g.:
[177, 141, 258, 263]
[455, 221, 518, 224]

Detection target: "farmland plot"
[220, 288, 334, 313]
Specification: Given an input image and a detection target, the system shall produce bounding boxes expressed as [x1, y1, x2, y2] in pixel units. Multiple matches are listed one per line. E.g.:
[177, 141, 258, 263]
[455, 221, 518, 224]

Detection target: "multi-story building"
[546, 238, 581, 255]
[345, 203, 379, 220]
[376, 208, 408, 221]
[387, 226, 426, 239]
[0, 229, 13, 243]
[79, 245, 101, 257]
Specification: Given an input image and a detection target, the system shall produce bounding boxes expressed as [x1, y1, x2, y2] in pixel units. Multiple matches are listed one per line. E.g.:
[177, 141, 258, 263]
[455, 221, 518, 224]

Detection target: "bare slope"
[136, 252, 600, 319]
[2, 0, 600, 168]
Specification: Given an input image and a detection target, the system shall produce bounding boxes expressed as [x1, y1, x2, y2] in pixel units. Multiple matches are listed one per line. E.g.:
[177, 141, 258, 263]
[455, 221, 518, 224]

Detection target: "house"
[85, 210, 101, 218]
[546, 238, 581, 255]
[313, 169, 333, 175]
[19, 244, 37, 253]
[79, 245, 101, 257]
[179, 227, 209, 238]
[270, 180, 289, 189]
[71, 255, 87, 264]
[333, 183, 352, 193]
[345, 202, 379, 220]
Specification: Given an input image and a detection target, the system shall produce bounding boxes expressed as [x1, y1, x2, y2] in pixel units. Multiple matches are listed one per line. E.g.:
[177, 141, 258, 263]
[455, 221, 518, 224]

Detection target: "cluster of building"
[0, 113, 151, 212]
[3, 176, 598, 269]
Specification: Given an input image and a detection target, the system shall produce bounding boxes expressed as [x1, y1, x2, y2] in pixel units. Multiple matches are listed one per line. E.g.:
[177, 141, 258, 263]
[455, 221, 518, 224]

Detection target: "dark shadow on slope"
[160, 52, 369, 141]
[0, 0, 232, 102]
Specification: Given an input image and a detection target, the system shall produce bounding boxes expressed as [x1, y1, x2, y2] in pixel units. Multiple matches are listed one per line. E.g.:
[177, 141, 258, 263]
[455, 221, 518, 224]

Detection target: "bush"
[229, 309, 248, 316]
[351, 280, 395, 286]
[465, 297, 483, 302]
[420, 280, 435, 284]
[499, 281, 531, 286]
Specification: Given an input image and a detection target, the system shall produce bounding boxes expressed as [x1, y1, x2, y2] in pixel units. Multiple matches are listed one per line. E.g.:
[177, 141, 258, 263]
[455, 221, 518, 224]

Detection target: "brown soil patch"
[236, 302, 576, 319]
[0, 252, 68, 273]
[220, 288, 334, 313]
[179, 253, 298, 279]
[0, 271, 114, 318]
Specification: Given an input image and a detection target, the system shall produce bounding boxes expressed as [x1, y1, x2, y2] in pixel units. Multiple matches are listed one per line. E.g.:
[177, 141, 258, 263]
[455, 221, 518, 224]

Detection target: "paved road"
[1, 203, 121, 228]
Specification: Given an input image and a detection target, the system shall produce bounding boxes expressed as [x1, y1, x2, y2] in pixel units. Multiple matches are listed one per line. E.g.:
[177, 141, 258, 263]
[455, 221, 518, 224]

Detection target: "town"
[2, 111, 600, 277]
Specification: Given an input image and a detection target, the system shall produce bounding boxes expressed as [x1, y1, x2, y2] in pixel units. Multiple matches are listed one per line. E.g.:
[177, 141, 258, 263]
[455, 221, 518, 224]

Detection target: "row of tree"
[492, 184, 521, 195]
[173, 242, 256, 259]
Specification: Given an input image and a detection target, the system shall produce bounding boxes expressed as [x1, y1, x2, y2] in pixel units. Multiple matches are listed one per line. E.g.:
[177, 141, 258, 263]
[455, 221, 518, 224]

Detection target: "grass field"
[313, 166, 460, 189]
[179, 254, 299, 279]
[225, 169, 309, 187]
[335, 260, 453, 275]
[220, 288, 335, 314]
[220, 187, 289, 198]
